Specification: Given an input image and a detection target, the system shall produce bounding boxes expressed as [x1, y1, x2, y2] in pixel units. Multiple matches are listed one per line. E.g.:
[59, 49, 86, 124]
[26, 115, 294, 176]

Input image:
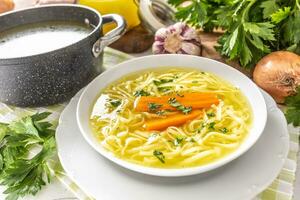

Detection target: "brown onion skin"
[253, 51, 300, 104]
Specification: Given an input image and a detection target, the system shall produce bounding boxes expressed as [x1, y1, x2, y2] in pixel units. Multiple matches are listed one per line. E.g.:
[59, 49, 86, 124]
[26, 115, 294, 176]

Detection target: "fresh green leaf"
[153, 150, 165, 163]
[0, 123, 9, 142]
[31, 112, 51, 122]
[271, 7, 291, 24]
[9, 117, 39, 137]
[0, 112, 56, 200]
[243, 22, 275, 41]
[260, 0, 279, 19]
[285, 88, 300, 126]
[169, 0, 299, 68]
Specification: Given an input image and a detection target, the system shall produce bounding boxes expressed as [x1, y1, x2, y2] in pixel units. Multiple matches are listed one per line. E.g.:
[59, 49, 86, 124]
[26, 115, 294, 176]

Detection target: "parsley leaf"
[207, 112, 215, 117]
[168, 98, 192, 114]
[271, 7, 291, 24]
[260, 0, 280, 19]
[153, 79, 173, 86]
[109, 99, 121, 108]
[0, 112, 56, 200]
[285, 88, 300, 126]
[134, 90, 150, 97]
[169, 0, 300, 67]
[208, 122, 216, 130]
[153, 150, 165, 163]
[174, 135, 185, 146]
[219, 127, 228, 133]
[148, 103, 162, 112]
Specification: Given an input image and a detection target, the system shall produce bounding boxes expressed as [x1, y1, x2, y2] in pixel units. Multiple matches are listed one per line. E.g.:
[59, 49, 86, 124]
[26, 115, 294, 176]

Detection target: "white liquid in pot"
[0, 21, 93, 58]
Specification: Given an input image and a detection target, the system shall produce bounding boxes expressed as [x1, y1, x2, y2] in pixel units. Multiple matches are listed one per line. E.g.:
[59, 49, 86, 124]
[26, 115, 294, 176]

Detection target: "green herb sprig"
[148, 103, 162, 112]
[168, 0, 300, 68]
[168, 98, 192, 114]
[153, 150, 165, 163]
[285, 87, 300, 126]
[0, 112, 56, 200]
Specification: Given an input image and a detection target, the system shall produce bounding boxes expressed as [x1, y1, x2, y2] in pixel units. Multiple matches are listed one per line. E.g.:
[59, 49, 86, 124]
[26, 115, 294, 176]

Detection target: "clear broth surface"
[0, 21, 92, 58]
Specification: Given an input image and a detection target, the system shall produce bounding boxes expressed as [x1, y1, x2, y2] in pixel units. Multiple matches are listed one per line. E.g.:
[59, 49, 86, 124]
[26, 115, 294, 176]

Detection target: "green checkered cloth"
[0, 48, 299, 200]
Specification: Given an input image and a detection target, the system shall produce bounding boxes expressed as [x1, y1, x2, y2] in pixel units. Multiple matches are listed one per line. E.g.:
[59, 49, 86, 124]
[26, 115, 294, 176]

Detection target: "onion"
[253, 51, 300, 103]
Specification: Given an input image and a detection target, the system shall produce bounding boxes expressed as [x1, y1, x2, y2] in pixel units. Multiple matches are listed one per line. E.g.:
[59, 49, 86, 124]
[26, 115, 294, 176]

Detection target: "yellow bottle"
[78, 0, 140, 33]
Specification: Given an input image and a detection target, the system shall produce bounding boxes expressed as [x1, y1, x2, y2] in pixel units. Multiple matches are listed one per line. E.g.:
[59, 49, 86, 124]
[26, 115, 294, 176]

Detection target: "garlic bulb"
[152, 23, 201, 55]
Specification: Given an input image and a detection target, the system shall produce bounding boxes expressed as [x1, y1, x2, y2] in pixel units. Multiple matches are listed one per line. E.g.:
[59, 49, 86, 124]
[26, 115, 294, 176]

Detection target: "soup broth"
[0, 21, 92, 58]
[90, 68, 253, 168]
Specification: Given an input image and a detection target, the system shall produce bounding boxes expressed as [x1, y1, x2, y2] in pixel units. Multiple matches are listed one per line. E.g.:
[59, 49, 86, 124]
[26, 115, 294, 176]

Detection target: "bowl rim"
[76, 54, 267, 177]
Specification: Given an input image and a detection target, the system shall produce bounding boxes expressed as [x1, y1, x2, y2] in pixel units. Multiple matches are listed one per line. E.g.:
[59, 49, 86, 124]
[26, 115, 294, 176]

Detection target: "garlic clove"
[181, 42, 201, 55]
[154, 27, 170, 41]
[182, 28, 200, 42]
[152, 41, 165, 54]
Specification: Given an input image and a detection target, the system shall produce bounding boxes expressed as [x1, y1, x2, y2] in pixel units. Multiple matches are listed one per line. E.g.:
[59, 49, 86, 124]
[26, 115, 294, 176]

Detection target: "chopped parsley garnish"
[108, 99, 121, 108]
[174, 136, 185, 146]
[157, 87, 172, 92]
[208, 122, 216, 130]
[156, 110, 166, 116]
[176, 93, 184, 97]
[196, 123, 205, 133]
[148, 103, 162, 112]
[219, 127, 228, 133]
[168, 98, 192, 114]
[189, 138, 196, 143]
[153, 79, 173, 86]
[134, 90, 150, 97]
[153, 150, 165, 163]
[207, 112, 215, 117]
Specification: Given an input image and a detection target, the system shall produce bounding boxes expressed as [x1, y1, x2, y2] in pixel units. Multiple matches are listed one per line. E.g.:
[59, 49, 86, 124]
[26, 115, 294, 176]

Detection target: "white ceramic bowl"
[76, 54, 267, 177]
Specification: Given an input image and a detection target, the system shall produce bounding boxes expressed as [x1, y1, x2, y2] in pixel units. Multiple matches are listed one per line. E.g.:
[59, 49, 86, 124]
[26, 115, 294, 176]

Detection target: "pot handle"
[92, 14, 127, 57]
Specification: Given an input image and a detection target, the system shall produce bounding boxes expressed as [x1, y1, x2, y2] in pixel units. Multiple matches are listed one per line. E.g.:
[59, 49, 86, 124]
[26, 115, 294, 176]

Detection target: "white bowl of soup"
[76, 54, 267, 177]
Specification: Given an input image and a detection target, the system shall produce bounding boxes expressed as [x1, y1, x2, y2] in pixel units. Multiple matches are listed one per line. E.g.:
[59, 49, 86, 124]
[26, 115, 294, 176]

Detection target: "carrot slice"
[144, 110, 203, 131]
[134, 93, 219, 112]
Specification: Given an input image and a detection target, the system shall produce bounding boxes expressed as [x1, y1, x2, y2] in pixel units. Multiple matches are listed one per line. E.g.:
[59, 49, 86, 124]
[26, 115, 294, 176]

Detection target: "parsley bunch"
[168, 0, 300, 68]
[0, 112, 56, 200]
[285, 88, 300, 126]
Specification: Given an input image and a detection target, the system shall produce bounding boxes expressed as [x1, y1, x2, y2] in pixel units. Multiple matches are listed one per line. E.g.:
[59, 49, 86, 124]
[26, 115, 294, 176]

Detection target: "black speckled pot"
[0, 5, 126, 107]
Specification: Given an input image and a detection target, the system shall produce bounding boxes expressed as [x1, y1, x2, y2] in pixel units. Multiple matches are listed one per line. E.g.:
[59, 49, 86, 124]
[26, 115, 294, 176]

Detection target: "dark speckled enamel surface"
[0, 5, 104, 107]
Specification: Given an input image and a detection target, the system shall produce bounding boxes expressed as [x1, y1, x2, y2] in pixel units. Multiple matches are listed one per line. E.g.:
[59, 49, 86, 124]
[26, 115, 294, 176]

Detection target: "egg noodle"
[90, 68, 252, 168]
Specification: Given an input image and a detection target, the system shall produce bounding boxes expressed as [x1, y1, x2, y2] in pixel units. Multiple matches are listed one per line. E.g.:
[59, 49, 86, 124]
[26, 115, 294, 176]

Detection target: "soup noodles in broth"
[90, 68, 252, 168]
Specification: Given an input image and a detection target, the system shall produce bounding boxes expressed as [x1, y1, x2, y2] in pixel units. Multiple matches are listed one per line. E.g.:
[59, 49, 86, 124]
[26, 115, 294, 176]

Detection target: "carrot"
[144, 110, 203, 131]
[134, 93, 219, 112]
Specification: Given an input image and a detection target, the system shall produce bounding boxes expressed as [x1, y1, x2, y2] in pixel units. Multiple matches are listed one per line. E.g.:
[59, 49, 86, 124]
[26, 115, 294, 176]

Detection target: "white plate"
[56, 90, 289, 200]
[76, 55, 267, 176]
